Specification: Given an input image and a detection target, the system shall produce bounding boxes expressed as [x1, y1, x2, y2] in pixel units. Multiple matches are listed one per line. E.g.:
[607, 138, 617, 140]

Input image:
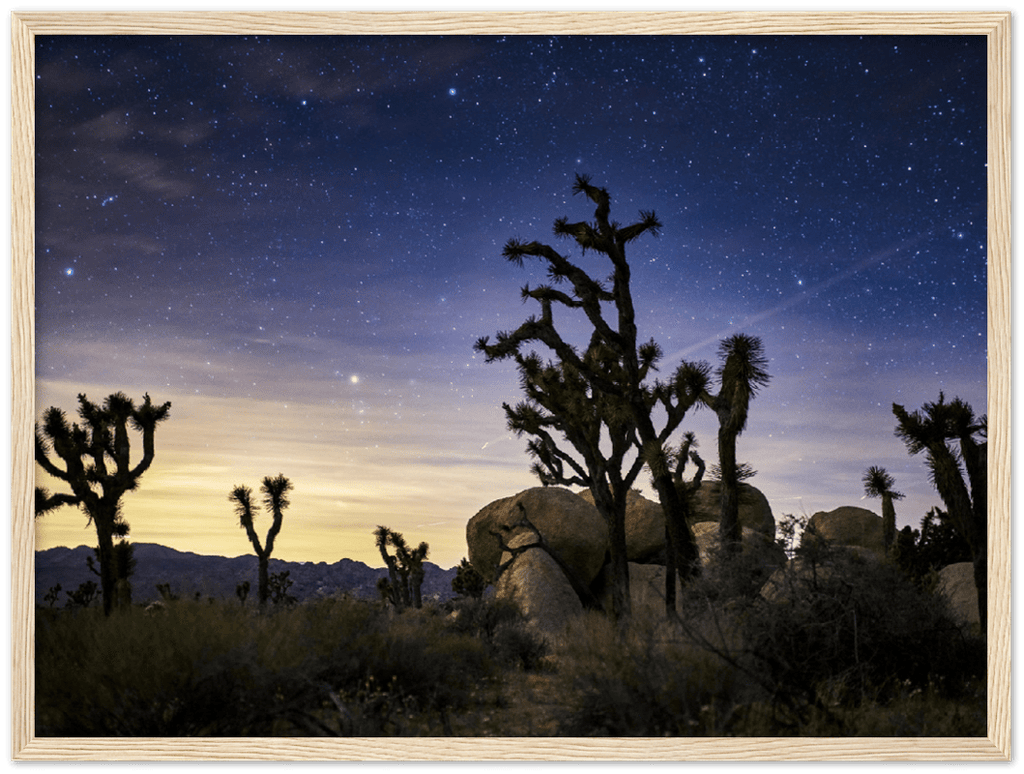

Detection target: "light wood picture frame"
[11, 11, 1010, 761]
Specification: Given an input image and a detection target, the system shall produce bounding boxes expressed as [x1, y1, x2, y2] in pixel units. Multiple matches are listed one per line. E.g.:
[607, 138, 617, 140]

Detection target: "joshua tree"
[375, 526, 429, 610]
[862, 465, 904, 555]
[35, 392, 171, 615]
[662, 432, 706, 612]
[452, 558, 487, 599]
[475, 174, 711, 619]
[236, 580, 251, 606]
[229, 474, 293, 608]
[699, 334, 771, 551]
[893, 393, 987, 631]
[43, 584, 62, 608]
[268, 570, 297, 606]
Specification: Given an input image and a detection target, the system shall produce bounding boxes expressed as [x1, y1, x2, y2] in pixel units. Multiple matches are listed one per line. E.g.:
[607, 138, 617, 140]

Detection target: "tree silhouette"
[862, 465, 904, 555]
[452, 557, 487, 599]
[663, 432, 706, 612]
[893, 393, 987, 630]
[699, 334, 771, 551]
[375, 526, 429, 610]
[229, 474, 293, 608]
[476, 174, 712, 619]
[35, 392, 171, 615]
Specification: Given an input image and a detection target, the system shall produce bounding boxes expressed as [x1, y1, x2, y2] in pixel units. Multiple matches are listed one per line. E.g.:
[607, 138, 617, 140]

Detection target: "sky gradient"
[34, 34, 988, 568]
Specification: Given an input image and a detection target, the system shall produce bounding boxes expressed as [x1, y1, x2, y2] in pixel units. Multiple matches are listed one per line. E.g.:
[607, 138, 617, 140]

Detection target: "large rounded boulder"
[936, 562, 980, 628]
[466, 487, 609, 586]
[691, 521, 786, 572]
[576, 488, 665, 563]
[689, 481, 776, 540]
[802, 506, 885, 556]
[494, 546, 583, 640]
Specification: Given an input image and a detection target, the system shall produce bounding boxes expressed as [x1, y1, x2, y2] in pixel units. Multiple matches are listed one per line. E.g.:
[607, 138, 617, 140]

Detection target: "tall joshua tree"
[375, 526, 429, 610]
[862, 465, 904, 555]
[35, 392, 171, 615]
[699, 334, 771, 551]
[476, 174, 712, 619]
[663, 432, 706, 612]
[893, 393, 987, 631]
[229, 474, 292, 607]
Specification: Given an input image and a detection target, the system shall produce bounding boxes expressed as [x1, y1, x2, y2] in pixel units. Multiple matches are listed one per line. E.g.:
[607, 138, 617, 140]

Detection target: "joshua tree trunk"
[881, 495, 897, 554]
[718, 422, 742, 548]
[257, 553, 270, 607]
[95, 518, 119, 616]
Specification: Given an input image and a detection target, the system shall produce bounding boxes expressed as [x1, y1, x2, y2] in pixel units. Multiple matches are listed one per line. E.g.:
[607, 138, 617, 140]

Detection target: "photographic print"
[12, 11, 1010, 761]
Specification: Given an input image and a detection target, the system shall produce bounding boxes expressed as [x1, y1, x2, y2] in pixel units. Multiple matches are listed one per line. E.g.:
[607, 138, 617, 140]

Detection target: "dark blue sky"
[34, 35, 988, 565]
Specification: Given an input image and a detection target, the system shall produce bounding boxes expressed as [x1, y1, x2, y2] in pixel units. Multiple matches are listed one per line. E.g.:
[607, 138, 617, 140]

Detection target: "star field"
[34, 35, 987, 566]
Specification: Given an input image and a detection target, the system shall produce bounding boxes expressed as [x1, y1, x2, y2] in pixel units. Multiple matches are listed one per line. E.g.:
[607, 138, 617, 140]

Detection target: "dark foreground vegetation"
[37, 551, 984, 738]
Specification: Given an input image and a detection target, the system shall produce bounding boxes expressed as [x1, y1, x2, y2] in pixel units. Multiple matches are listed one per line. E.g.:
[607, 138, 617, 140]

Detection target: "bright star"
[349, 375, 360, 384]
[448, 88, 457, 96]
[64, 268, 74, 276]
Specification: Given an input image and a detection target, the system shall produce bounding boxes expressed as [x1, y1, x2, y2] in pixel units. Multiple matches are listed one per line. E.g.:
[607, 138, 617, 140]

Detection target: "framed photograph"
[12, 11, 1010, 761]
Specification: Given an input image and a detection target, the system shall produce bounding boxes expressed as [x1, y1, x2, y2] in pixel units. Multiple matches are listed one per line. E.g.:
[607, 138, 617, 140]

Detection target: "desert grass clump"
[550, 609, 744, 736]
[445, 595, 549, 670]
[36, 594, 509, 736]
[37, 600, 305, 735]
[307, 603, 495, 734]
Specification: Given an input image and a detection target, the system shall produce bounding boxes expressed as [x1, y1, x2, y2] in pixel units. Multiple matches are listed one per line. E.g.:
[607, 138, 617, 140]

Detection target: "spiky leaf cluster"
[35, 392, 172, 519]
[862, 465, 905, 501]
[229, 474, 292, 559]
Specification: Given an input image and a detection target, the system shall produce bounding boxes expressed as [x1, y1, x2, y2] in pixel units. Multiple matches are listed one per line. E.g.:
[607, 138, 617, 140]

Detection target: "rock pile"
[467, 485, 781, 638]
[466, 488, 973, 638]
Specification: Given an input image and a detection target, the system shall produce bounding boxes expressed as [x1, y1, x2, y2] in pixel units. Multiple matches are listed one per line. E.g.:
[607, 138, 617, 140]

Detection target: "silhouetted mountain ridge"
[35, 543, 459, 607]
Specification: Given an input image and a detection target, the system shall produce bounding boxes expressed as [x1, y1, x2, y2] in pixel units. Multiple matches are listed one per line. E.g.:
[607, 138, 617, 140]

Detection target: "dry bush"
[549, 609, 746, 736]
[36, 595, 509, 736]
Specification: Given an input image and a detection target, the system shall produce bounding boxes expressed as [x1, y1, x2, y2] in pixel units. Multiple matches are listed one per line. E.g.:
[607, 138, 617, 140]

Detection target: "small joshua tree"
[662, 432, 706, 612]
[862, 465, 904, 555]
[43, 584, 62, 608]
[893, 393, 987, 630]
[66, 580, 99, 609]
[452, 558, 488, 599]
[375, 526, 429, 610]
[236, 580, 251, 606]
[268, 570, 297, 606]
[229, 474, 293, 608]
[35, 392, 171, 615]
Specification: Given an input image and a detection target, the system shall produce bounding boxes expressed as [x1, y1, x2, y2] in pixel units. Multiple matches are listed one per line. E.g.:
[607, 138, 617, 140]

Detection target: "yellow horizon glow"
[34, 377, 537, 568]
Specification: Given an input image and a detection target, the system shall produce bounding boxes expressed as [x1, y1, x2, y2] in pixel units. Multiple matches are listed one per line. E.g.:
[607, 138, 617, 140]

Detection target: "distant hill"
[35, 543, 459, 607]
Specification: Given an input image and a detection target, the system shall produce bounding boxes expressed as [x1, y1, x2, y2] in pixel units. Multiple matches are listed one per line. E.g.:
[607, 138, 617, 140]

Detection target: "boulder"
[691, 521, 786, 573]
[936, 562, 980, 628]
[759, 547, 880, 604]
[591, 561, 684, 617]
[466, 487, 608, 586]
[802, 506, 885, 556]
[494, 547, 582, 640]
[577, 489, 666, 563]
[689, 481, 776, 540]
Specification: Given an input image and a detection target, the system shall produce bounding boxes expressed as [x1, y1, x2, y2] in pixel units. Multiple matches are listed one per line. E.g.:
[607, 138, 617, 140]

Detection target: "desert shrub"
[36, 601, 305, 735]
[736, 548, 985, 730]
[550, 609, 745, 736]
[445, 596, 548, 670]
[36, 595, 505, 736]
[307, 605, 496, 734]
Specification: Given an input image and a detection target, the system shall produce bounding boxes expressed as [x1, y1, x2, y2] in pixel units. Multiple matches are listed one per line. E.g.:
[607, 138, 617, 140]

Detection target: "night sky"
[34, 35, 988, 568]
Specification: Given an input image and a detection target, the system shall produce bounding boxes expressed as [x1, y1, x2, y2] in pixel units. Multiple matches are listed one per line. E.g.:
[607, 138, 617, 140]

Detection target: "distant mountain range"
[35, 543, 459, 607]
